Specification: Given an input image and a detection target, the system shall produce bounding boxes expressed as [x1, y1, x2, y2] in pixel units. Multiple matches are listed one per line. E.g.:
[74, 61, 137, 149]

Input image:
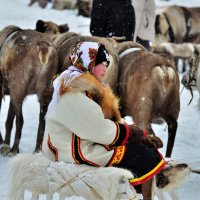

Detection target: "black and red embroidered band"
[71, 133, 99, 167]
[105, 122, 130, 150]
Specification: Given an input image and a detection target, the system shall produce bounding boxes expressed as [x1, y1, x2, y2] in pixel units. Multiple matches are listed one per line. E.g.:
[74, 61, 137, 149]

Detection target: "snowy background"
[0, 0, 200, 199]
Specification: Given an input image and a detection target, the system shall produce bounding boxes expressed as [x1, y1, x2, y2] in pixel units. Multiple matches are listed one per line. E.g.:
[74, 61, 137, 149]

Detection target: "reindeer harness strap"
[0, 28, 22, 98]
[181, 6, 192, 40]
[0, 28, 21, 52]
[119, 47, 142, 59]
[163, 13, 175, 43]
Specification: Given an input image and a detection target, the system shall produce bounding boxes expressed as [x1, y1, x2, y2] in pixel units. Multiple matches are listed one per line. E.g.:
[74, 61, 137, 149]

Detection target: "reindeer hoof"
[33, 149, 41, 154]
[0, 143, 11, 156]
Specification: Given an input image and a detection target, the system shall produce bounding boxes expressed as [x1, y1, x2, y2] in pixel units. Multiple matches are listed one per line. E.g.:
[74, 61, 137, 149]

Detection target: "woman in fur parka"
[42, 41, 165, 187]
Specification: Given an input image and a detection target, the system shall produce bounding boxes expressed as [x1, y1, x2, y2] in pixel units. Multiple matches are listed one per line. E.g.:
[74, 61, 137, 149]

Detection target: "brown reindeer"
[0, 23, 68, 155]
[117, 41, 180, 158]
[116, 42, 180, 199]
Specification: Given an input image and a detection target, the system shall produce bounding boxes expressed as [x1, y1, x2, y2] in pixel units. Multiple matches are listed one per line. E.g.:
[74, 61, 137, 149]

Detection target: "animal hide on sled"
[8, 153, 192, 200]
[8, 153, 137, 200]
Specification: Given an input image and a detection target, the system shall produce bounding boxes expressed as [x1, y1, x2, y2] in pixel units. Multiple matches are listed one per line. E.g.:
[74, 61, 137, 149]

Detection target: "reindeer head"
[156, 161, 190, 191]
[35, 20, 69, 35]
[181, 44, 200, 104]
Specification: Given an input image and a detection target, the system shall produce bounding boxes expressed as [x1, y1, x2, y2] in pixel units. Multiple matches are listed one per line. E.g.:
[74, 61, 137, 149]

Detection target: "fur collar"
[60, 72, 121, 122]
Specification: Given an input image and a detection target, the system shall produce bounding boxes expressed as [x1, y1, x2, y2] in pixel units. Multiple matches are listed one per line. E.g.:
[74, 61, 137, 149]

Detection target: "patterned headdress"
[47, 41, 109, 116]
[69, 41, 109, 73]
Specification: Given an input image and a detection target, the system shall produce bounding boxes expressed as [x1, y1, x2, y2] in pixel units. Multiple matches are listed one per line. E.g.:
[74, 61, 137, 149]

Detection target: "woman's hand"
[142, 134, 163, 149]
[127, 124, 146, 144]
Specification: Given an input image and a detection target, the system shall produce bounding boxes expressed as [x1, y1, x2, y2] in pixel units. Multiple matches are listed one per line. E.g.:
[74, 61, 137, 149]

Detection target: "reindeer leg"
[0, 102, 16, 155]
[9, 105, 24, 155]
[142, 179, 154, 200]
[4, 102, 15, 145]
[0, 133, 3, 144]
[0, 97, 3, 144]
[34, 103, 48, 153]
[182, 59, 187, 73]
[166, 118, 177, 158]
[174, 58, 179, 71]
[0, 82, 4, 144]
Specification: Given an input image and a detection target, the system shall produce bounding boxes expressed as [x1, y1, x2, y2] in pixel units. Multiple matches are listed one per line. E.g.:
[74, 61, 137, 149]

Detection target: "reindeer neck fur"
[116, 41, 146, 56]
[60, 72, 121, 122]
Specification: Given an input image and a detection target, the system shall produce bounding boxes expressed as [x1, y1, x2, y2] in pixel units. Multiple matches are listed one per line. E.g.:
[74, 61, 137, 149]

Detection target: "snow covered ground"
[0, 0, 200, 199]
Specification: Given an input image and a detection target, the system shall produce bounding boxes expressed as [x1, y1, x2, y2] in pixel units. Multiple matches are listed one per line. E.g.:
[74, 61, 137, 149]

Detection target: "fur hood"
[60, 72, 121, 122]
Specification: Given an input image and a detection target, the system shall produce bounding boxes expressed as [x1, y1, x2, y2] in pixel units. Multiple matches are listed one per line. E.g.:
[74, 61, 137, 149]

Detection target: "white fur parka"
[42, 72, 129, 167]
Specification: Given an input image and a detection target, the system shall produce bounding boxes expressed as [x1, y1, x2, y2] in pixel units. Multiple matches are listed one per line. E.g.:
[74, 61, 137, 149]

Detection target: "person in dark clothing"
[90, 0, 135, 41]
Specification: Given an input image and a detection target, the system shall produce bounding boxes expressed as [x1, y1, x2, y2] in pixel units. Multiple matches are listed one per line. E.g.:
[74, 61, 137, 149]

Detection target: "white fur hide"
[8, 153, 137, 200]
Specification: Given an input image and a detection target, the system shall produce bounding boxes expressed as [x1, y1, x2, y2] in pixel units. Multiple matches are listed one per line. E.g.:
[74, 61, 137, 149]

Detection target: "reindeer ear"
[36, 20, 46, 32]
[59, 24, 69, 33]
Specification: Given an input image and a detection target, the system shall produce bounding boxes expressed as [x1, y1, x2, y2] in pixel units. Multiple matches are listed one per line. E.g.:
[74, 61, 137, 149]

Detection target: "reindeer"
[115, 41, 180, 199]
[116, 41, 180, 158]
[0, 23, 68, 156]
